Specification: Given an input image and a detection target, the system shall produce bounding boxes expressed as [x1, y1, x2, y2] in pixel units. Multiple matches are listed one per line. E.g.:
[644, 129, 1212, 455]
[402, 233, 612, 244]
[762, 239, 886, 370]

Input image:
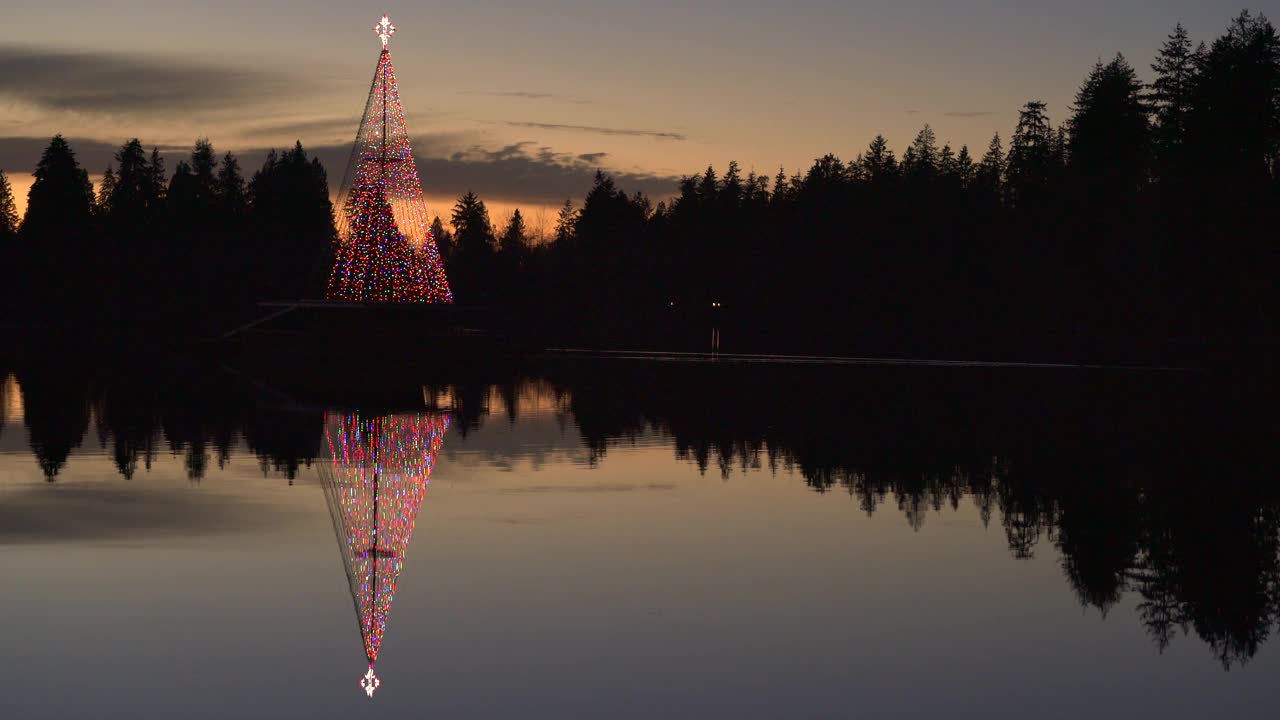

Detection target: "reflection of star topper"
[361, 665, 381, 698]
[373, 15, 396, 49]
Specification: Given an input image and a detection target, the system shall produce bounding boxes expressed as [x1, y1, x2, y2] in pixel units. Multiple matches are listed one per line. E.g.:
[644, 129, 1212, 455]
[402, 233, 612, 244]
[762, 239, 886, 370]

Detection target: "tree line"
[1, 11, 1276, 358]
[458, 12, 1278, 361]
[0, 136, 335, 330]
[538, 359, 1278, 670]
[4, 354, 1275, 668]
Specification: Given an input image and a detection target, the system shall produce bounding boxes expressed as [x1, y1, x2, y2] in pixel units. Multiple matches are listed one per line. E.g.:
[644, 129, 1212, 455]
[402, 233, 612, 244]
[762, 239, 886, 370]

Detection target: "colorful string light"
[328, 16, 453, 303]
[320, 411, 451, 698]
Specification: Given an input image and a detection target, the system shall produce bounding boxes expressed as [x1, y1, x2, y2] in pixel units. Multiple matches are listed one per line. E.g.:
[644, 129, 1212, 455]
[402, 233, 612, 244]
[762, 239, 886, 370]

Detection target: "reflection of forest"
[3, 361, 323, 483]
[3, 358, 1276, 668]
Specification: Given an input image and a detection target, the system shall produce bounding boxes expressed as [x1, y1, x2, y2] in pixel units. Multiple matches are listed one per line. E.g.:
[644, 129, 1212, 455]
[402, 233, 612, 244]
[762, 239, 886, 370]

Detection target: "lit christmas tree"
[327, 15, 454, 303]
[319, 410, 451, 698]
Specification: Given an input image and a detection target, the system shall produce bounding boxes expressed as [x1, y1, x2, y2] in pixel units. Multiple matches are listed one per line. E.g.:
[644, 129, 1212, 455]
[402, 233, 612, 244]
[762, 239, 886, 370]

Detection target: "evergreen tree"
[1185, 11, 1280, 198]
[216, 152, 247, 217]
[1006, 101, 1054, 210]
[197, 140, 220, 213]
[846, 156, 866, 184]
[696, 166, 718, 203]
[1069, 54, 1151, 208]
[168, 160, 194, 213]
[651, 200, 669, 224]
[96, 166, 116, 217]
[248, 141, 336, 300]
[671, 176, 699, 221]
[446, 190, 495, 302]
[721, 161, 743, 207]
[862, 134, 899, 185]
[429, 216, 454, 258]
[22, 135, 94, 242]
[111, 139, 152, 225]
[771, 168, 791, 205]
[904, 125, 939, 181]
[974, 133, 1006, 203]
[939, 143, 957, 176]
[501, 208, 529, 254]
[191, 139, 218, 197]
[955, 145, 976, 189]
[743, 170, 768, 206]
[1150, 23, 1201, 164]
[0, 169, 18, 241]
[451, 191, 494, 256]
[145, 147, 166, 209]
[936, 143, 962, 201]
[900, 146, 919, 177]
[804, 154, 846, 189]
[554, 199, 577, 244]
[169, 139, 220, 224]
[631, 190, 652, 219]
[577, 170, 646, 244]
[1051, 126, 1069, 173]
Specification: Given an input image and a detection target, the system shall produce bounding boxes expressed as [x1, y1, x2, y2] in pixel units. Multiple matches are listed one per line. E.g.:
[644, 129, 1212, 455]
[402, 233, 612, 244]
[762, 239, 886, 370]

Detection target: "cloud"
[487, 516, 557, 525]
[463, 91, 593, 105]
[0, 483, 301, 545]
[904, 110, 1000, 119]
[239, 116, 472, 150]
[239, 117, 360, 143]
[0, 136, 121, 174]
[459, 141, 537, 162]
[295, 141, 680, 205]
[496, 482, 677, 494]
[412, 144, 681, 204]
[0, 44, 308, 114]
[505, 121, 687, 141]
[493, 91, 558, 100]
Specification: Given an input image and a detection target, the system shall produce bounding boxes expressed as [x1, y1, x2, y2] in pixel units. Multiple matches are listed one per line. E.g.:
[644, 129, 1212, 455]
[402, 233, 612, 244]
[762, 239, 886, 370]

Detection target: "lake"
[0, 356, 1276, 718]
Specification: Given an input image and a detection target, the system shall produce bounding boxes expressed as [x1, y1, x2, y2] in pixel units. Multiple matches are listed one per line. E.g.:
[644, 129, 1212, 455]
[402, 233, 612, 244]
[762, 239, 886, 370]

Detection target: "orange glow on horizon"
[2, 374, 23, 424]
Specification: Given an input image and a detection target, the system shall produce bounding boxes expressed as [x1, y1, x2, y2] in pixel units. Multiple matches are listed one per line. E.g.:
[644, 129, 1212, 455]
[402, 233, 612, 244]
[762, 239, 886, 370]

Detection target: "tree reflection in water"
[318, 411, 449, 697]
[4, 358, 1275, 668]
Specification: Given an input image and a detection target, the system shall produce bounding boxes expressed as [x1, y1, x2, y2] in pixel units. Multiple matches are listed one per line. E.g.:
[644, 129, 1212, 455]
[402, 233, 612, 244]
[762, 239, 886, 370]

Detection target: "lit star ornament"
[361, 666, 381, 698]
[374, 15, 396, 48]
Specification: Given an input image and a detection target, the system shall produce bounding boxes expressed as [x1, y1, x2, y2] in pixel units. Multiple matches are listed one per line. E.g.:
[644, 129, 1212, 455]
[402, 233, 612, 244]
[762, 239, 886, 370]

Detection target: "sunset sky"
[0, 1, 1270, 227]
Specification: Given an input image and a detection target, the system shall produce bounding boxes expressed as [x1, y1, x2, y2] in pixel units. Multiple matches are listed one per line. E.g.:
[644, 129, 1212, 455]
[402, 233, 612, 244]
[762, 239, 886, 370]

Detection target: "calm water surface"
[0, 361, 1276, 718]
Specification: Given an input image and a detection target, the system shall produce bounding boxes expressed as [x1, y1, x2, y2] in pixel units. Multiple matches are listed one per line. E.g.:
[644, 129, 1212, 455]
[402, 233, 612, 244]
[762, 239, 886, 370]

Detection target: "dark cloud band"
[461, 91, 593, 105]
[0, 135, 679, 206]
[505, 121, 687, 141]
[0, 44, 307, 114]
[0, 136, 121, 174]
[395, 145, 679, 205]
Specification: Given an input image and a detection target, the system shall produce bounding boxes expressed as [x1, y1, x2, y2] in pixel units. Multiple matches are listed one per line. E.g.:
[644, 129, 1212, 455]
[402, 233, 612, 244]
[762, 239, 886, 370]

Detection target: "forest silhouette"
[0, 11, 1277, 363]
[2, 354, 1275, 670]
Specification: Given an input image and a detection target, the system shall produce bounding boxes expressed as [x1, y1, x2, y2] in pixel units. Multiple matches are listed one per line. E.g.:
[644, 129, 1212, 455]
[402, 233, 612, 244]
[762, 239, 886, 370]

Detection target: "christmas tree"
[327, 16, 453, 303]
[319, 410, 451, 698]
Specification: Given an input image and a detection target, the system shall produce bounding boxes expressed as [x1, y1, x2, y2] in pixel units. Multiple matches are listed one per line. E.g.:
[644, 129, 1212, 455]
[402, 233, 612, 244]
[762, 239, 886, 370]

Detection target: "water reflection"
[320, 411, 449, 697]
[2, 373, 22, 425]
[0, 359, 1274, 671]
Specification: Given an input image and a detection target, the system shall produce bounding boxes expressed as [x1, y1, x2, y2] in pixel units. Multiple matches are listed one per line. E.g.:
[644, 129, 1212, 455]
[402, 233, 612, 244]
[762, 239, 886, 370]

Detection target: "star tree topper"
[361, 665, 381, 698]
[374, 15, 396, 48]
